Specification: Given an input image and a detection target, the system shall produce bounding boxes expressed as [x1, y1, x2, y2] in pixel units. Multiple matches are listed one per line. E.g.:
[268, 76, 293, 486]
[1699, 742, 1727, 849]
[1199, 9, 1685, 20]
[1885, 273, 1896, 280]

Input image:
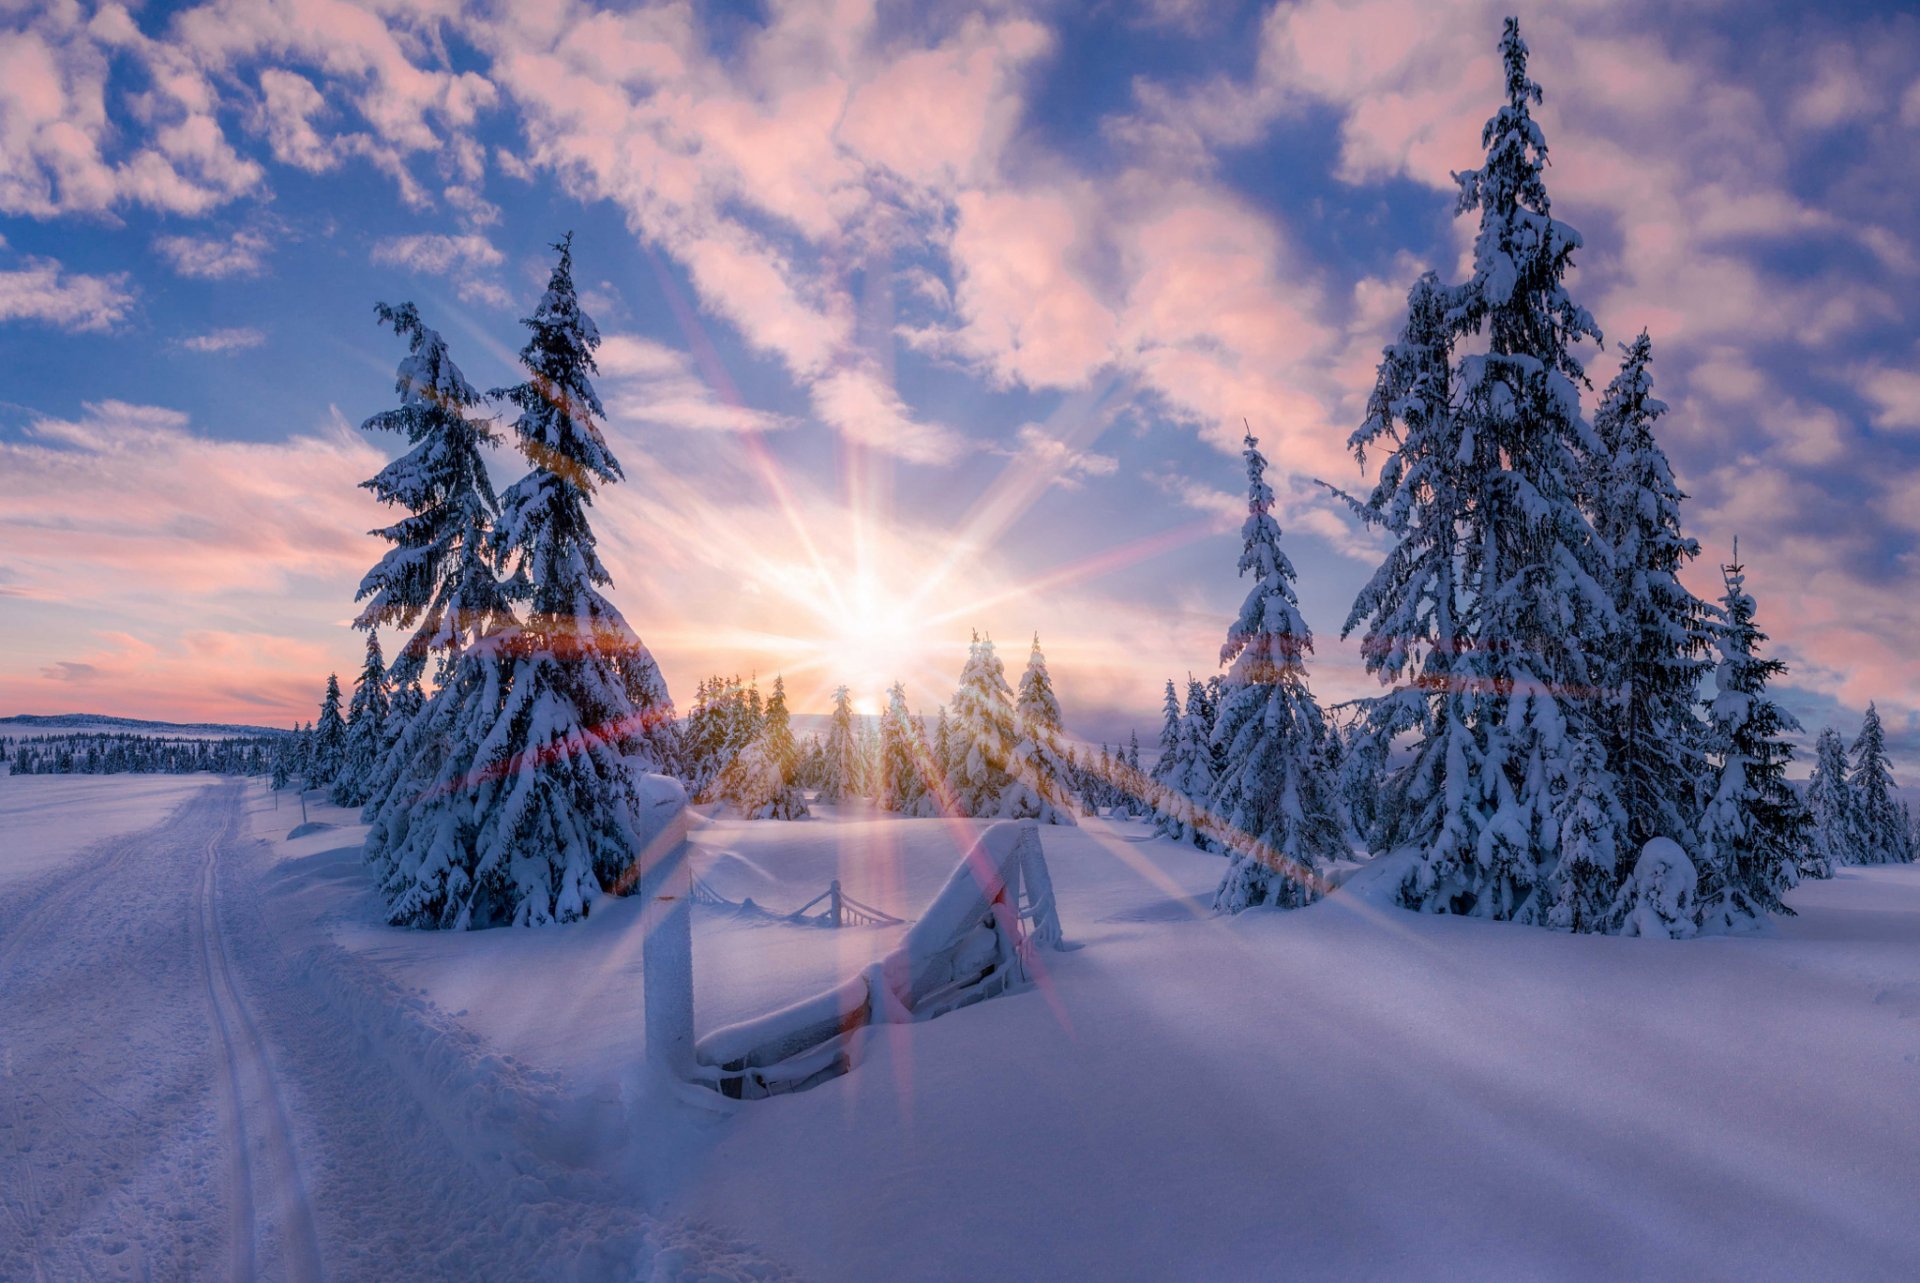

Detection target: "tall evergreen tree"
[1149, 677, 1182, 832]
[333, 629, 392, 806]
[877, 682, 935, 816]
[355, 302, 524, 925]
[451, 234, 663, 926]
[1848, 704, 1912, 865]
[1010, 635, 1076, 824]
[352, 302, 507, 689]
[1590, 332, 1712, 855]
[1803, 727, 1854, 877]
[1160, 678, 1220, 851]
[312, 674, 348, 787]
[1342, 19, 1611, 921]
[1694, 552, 1807, 930]
[819, 685, 859, 804]
[949, 631, 1019, 817]
[1212, 430, 1346, 912]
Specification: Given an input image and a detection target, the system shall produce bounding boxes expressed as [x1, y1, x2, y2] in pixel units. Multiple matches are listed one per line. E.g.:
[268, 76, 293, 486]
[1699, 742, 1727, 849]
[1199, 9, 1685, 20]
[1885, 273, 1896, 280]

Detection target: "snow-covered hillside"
[8, 774, 1914, 1280]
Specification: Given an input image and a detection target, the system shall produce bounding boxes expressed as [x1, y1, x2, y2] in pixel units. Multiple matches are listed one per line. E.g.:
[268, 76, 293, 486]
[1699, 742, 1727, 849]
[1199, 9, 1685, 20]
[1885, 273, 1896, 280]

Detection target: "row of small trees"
[694, 632, 1082, 825]
[1126, 19, 1915, 937]
[2, 732, 282, 776]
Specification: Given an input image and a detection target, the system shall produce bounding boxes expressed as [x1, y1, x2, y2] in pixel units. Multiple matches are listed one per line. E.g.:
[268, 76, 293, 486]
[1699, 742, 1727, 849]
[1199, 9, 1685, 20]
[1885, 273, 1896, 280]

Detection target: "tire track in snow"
[193, 797, 326, 1283]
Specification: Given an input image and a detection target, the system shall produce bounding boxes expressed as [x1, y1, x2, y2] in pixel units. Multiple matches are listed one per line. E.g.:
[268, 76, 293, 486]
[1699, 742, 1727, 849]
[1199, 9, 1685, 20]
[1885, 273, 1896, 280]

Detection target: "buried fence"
[639, 812, 1070, 1100]
[690, 874, 906, 928]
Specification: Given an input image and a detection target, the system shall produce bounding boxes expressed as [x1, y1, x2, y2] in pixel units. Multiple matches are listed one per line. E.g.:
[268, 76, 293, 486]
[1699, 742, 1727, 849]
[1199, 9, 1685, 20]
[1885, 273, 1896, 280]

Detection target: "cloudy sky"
[3, 0, 1918, 752]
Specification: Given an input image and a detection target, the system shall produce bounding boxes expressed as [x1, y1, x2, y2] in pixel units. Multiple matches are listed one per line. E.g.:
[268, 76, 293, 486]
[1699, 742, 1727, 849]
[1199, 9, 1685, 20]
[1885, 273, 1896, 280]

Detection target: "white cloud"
[999, 424, 1118, 491]
[597, 333, 794, 435]
[810, 365, 968, 466]
[155, 228, 270, 279]
[0, 253, 134, 331]
[1861, 365, 1920, 432]
[175, 325, 265, 353]
[370, 232, 509, 307]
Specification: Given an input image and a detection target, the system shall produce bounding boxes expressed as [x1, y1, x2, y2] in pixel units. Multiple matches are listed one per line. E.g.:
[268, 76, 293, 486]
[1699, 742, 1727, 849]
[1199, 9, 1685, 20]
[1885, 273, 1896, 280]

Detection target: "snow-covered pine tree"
[1211, 430, 1346, 913]
[857, 713, 883, 799]
[460, 234, 663, 926]
[1149, 677, 1182, 832]
[1694, 550, 1808, 930]
[353, 301, 523, 927]
[312, 674, 348, 788]
[1123, 732, 1146, 818]
[1336, 718, 1389, 853]
[764, 676, 799, 789]
[1533, 735, 1623, 932]
[1803, 727, 1854, 877]
[386, 676, 423, 756]
[930, 705, 955, 809]
[1010, 635, 1076, 825]
[332, 629, 391, 806]
[878, 682, 936, 816]
[1162, 678, 1219, 850]
[352, 302, 505, 689]
[1589, 331, 1712, 859]
[1848, 704, 1912, 865]
[1341, 19, 1612, 922]
[949, 631, 1019, 817]
[718, 674, 808, 820]
[819, 686, 859, 804]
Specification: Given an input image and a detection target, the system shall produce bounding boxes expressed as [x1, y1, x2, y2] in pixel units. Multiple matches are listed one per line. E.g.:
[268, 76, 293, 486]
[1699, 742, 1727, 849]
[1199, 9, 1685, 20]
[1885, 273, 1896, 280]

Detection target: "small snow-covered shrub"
[1613, 838, 1697, 939]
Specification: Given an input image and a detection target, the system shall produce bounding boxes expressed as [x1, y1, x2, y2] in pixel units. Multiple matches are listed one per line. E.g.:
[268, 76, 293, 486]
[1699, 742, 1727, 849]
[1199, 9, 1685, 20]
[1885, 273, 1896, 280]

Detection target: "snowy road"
[0, 780, 675, 1282]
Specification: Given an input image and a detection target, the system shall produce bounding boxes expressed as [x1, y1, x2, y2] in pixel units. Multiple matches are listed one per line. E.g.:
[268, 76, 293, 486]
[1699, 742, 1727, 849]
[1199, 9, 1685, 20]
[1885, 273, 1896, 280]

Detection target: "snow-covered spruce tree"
[1341, 20, 1612, 921]
[1161, 678, 1219, 851]
[719, 675, 808, 820]
[459, 235, 663, 927]
[1010, 635, 1076, 825]
[1336, 718, 1390, 853]
[819, 685, 859, 804]
[878, 682, 936, 816]
[312, 674, 348, 788]
[332, 629, 391, 806]
[1533, 735, 1623, 932]
[1589, 332, 1713, 856]
[1211, 430, 1346, 913]
[949, 631, 1019, 817]
[352, 302, 523, 927]
[1694, 552, 1808, 930]
[385, 676, 423, 756]
[1123, 732, 1147, 818]
[930, 705, 955, 808]
[1802, 727, 1854, 877]
[1848, 704, 1911, 865]
[1149, 678, 1182, 833]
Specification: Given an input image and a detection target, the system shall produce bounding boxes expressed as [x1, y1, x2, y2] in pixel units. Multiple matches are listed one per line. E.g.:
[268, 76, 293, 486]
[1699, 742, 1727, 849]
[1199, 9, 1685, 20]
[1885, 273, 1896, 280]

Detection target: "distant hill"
[0, 713, 290, 739]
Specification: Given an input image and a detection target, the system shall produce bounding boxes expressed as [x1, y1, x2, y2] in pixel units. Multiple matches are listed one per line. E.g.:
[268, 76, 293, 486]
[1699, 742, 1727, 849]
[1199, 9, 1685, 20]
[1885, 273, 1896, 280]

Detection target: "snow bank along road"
[0, 779, 746, 1282]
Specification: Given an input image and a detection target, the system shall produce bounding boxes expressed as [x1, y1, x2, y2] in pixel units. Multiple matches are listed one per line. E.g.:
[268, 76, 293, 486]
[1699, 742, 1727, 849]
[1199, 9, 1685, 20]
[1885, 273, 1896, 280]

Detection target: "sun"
[831, 572, 929, 696]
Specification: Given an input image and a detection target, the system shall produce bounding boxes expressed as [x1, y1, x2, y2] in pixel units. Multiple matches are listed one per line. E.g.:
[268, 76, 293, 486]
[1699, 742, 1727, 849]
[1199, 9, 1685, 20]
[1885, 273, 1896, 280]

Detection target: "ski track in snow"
[191, 806, 325, 1283]
[1, 780, 778, 1282]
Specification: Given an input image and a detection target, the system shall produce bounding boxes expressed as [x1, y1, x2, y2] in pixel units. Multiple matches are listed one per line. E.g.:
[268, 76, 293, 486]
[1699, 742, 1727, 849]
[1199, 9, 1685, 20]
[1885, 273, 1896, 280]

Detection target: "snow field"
[248, 784, 1920, 1280]
[0, 772, 216, 890]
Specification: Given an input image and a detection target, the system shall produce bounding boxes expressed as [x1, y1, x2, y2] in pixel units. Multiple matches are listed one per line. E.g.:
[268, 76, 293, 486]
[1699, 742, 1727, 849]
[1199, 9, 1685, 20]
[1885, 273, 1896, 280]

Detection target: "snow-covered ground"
[0, 772, 217, 890]
[5, 776, 1920, 1280]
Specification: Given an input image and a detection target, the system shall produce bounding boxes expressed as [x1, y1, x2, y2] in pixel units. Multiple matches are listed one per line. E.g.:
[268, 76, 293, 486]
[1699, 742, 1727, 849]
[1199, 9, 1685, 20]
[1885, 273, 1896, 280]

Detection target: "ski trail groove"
[193, 804, 327, 1283]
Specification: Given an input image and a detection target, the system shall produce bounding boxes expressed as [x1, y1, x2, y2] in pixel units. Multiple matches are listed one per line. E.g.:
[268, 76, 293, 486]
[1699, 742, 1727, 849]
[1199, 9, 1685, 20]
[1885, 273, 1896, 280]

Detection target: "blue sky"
[3, 0, 1919, 757]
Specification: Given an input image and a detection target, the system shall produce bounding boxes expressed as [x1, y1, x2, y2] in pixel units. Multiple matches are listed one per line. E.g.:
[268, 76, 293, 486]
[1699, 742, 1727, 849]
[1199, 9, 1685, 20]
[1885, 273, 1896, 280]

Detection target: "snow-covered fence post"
[632, 771, 695, 1080]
